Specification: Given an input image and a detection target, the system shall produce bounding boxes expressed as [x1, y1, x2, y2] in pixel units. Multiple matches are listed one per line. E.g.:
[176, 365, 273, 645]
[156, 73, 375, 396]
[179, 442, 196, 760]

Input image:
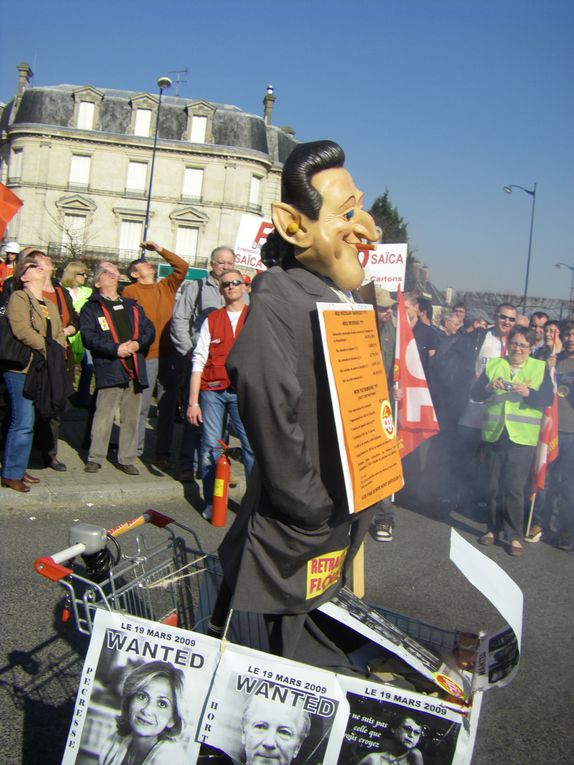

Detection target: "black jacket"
[79, 292, 155, 390]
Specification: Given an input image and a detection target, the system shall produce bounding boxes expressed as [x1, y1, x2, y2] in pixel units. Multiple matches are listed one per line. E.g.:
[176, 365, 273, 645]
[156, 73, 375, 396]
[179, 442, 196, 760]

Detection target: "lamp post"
[141, 75, 172, 257]
[555, 262, 574, 316]
[503, 182, 537, 314]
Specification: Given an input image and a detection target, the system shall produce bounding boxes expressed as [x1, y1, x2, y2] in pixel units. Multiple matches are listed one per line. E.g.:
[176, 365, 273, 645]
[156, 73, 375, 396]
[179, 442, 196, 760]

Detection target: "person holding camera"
[470, 325, 553, 556]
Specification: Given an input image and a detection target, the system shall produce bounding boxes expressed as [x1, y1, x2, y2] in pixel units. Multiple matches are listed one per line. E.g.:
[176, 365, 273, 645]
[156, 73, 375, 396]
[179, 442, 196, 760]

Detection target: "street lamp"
[141, 75, 172, 257]
[555, 262, 574, 315]
[503, 183, 537, 314]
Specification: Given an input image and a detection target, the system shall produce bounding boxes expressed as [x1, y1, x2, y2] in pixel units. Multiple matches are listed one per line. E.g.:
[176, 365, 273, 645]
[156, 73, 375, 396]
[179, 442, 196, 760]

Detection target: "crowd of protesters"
[1, 240, 572, 555]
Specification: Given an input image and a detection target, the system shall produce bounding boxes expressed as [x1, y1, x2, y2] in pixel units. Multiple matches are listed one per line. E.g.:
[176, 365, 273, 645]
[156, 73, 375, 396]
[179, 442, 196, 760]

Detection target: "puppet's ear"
[272, 202, 314, 248]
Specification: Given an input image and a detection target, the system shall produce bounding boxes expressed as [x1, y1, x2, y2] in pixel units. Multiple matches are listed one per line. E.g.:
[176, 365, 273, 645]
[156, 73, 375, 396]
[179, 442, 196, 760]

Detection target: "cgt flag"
[530, 367, 559, 497]
[393, 289, 439, 457]
[0, 183, 23, 239]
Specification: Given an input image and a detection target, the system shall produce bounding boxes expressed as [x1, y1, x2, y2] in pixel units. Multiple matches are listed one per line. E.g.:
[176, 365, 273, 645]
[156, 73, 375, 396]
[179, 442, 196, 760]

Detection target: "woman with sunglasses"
[471, 326, 553, 556]
[61, 260, 93, 407]
[1, 256, 67, 492]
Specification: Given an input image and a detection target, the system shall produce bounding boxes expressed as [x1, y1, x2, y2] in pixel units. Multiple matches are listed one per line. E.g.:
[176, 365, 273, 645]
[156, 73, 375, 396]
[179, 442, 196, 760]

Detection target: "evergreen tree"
[369, 191, 417, 290]
[369, 190, 409, 243]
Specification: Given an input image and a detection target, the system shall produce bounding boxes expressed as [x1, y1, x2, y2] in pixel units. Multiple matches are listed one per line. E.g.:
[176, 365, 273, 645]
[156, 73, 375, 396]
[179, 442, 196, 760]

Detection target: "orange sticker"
[433, 673, 465, 699]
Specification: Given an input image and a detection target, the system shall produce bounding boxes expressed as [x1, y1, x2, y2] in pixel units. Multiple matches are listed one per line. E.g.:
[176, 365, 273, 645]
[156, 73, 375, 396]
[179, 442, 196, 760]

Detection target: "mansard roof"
[1, 83, 296, 164]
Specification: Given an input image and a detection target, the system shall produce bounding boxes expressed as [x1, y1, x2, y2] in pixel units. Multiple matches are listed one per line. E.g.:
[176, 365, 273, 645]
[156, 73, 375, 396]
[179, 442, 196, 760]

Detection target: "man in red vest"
[186, 269, 254, 519]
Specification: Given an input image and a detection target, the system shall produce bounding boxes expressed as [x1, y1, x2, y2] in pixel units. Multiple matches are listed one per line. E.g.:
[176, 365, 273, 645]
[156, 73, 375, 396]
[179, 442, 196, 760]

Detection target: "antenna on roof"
[168, 68, 188, 97]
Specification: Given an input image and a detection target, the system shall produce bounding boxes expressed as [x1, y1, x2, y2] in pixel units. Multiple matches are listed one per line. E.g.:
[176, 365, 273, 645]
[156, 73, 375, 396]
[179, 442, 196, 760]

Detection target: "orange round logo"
[434, 673, 465, 699]
[380, 400, 395, 439]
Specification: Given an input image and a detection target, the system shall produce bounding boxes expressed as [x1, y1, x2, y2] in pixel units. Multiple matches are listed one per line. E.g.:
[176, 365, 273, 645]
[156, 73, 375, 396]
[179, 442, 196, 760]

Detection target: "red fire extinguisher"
[211, 440, 230, 527]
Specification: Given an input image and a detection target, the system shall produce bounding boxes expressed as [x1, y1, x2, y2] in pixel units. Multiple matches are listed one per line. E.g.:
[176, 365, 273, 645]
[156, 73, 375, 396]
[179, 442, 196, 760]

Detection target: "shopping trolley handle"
[34, 509, 177, 582]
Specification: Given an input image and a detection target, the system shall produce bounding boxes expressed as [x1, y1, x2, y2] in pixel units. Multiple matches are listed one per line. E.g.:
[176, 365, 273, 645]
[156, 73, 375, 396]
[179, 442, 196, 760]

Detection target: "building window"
[175, 226, 198, 261]
[9, 148, 23, 180]
[68, 155, 91, 188]
[134, 108, 152, 137]
[119, 220, 143, 259]
[77, 101, 95, 130]
[182, 168, 203, 199]
[126, 161, 148, 193]
[189, 115, 207, 144]
[62, 214, 86, 253]
[249, 176, 261, 207]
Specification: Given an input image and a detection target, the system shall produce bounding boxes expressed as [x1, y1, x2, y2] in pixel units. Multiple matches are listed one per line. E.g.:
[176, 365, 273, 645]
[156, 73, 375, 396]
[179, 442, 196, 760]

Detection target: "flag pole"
[525, 493, 536, 537]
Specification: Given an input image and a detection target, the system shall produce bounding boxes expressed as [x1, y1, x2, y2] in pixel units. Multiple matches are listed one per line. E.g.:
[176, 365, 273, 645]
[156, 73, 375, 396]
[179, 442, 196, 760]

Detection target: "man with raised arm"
[123, 241, 188, 468]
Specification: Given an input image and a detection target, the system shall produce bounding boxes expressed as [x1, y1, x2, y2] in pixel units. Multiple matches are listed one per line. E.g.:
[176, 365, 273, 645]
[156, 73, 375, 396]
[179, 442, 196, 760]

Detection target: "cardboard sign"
[359, 243, 408, 291]
[318, 303, 403, 513]
[233, 213, 273, 271]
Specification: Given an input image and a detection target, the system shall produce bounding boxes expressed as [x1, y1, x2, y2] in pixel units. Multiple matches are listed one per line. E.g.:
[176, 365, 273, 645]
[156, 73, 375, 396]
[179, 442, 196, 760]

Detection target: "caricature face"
[394, 717, 422, 750]
[242, 698, 306, 765]
[291, 167, 377, 291]
[128, 676, 175, 739]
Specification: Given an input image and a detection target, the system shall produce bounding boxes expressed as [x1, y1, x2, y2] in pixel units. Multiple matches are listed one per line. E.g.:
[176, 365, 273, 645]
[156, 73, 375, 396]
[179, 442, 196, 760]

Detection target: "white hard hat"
[4, 241, 20, 254]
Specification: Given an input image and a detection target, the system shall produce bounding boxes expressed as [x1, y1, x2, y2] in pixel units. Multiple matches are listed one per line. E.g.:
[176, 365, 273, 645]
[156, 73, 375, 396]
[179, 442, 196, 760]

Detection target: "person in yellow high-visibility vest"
[471, 325, 553, 556]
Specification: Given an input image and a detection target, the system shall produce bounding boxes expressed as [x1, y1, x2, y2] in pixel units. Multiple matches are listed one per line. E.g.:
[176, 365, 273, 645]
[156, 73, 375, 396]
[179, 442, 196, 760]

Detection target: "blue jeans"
[2, 371, 35, 480]
[199, 388, 254, 503]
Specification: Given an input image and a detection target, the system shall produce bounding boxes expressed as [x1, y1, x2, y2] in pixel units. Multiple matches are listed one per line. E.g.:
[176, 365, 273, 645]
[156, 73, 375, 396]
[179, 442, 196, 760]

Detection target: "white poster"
[62, 610, 220, 765]
[198, 641, 349, 764]
[325, 674, 475, 765]
[234, 213, 273, 271]
[360, 243, 408, 292]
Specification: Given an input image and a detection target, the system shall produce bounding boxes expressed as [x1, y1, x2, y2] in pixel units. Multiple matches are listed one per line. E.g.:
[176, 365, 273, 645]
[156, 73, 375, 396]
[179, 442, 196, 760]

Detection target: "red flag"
[530, 367, 559, 496]
[393, 289, 440, 457]
[0, 184, 23, 239]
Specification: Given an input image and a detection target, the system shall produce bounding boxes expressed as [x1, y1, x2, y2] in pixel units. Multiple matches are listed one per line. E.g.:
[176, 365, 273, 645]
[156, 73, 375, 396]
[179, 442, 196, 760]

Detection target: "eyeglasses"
[509, 342, 530, 350]
[77, 272, 87, 277]
[220, 279, 243, 288]
[497, 314, 516, 322]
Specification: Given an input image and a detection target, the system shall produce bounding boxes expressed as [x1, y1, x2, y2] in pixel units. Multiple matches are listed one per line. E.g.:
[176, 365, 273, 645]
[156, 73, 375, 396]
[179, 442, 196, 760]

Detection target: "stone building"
[0, 62, 296, 267]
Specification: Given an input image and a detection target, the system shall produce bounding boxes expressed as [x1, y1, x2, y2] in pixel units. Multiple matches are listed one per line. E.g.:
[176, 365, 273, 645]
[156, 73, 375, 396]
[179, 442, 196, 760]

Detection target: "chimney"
[17, 61, 34, 96]
[420, 264, 429, 287]
[263, 84, 275, 126]
[411, 257, 420, 285]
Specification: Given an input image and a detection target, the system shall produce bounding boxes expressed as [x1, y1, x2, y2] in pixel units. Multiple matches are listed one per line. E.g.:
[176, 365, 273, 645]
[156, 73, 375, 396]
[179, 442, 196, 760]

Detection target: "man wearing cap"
[464, 308, 489, 333]
[0, 242, 19, 293]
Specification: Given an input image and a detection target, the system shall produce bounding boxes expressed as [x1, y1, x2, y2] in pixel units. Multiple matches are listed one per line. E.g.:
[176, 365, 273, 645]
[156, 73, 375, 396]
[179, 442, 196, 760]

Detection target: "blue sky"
[1, 0, 573, 302]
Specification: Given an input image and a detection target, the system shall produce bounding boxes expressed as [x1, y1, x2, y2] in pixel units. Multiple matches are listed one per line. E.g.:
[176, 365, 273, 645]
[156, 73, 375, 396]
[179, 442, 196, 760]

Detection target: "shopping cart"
[35, 508, 464, 658]
[34, 508, 269, 649]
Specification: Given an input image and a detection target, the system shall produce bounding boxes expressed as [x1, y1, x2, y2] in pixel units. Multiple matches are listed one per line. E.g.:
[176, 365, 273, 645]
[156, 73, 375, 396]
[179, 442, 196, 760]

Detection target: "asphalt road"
[0, 494, 572, 764]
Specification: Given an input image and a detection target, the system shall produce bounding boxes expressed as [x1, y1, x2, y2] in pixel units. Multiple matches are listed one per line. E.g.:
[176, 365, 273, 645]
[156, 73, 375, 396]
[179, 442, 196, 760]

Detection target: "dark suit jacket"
[219, 262, 376, 615]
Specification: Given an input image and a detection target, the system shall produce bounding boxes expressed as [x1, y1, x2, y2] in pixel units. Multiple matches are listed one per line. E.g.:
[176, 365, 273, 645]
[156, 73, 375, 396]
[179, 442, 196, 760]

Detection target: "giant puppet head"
[263, 140, 378, 291]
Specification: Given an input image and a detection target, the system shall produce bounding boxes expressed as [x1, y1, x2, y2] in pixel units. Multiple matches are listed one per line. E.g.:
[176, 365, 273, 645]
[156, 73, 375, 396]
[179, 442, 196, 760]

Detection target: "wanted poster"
[198, 641, 348, 764]
[317, 303, 403, 514]
[324, 674, 475, 765]
[62, 610, 220, 765]
[319, 588, 471, 701]
[473, 626, 520, 691]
